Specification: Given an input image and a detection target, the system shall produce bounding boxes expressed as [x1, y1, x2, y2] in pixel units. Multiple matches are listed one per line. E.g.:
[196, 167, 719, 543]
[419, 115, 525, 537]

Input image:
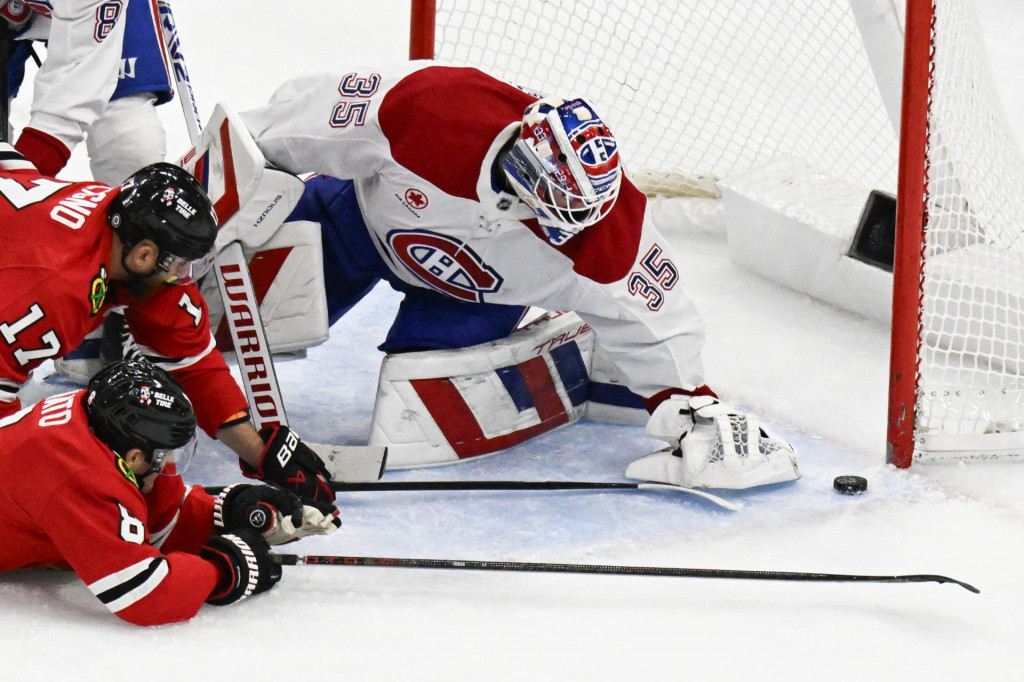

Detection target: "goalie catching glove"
[214, 483, 341, 545]
[626, 395, 800, 489]
[240, 425, 335, 502]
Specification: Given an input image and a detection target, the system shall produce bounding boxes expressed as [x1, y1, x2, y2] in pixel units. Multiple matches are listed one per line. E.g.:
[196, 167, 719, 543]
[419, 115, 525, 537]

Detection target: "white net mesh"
[431, 0, 1024, 457]
[916, 0, 1024, 451]
[433, 0, 899, 196]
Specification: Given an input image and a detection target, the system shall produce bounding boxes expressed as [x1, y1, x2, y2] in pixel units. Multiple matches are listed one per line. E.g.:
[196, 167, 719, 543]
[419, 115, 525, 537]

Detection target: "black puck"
[834, 475, 868, 495]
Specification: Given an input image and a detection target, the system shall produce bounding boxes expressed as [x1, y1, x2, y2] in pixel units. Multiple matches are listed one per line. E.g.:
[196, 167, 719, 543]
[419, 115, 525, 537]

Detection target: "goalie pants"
[288, 174, 528, 354]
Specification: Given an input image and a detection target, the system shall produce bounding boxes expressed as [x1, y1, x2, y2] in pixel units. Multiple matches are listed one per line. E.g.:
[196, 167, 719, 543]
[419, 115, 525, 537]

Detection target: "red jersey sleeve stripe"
[88, 556, 170, 613]
[136, 335, 217, 372]
[0, 143, 38, 172]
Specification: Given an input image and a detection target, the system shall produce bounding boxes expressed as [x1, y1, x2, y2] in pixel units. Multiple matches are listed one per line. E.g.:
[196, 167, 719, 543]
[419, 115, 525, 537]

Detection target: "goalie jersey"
[241, 61, 707, 403]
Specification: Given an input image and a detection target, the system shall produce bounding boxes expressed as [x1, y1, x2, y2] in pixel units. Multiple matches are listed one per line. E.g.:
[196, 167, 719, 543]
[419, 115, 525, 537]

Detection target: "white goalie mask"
[501, 97, 622, 245]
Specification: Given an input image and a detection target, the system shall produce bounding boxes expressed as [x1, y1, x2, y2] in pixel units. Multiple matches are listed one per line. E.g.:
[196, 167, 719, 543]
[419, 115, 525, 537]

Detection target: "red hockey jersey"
[0, 390, 220, 626]
[0, 155, 247, 435]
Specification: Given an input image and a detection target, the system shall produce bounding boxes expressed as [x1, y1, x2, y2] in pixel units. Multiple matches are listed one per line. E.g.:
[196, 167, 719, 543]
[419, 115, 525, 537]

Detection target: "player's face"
[127, 435, 198, 492]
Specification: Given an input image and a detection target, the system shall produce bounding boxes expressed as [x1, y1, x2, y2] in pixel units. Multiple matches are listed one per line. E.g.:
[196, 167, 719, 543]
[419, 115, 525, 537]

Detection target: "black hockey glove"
[214, 483, 341, 545]
[214, 483, 303, 534]
[239, 425, 335, 503]
[200, 529, 281, 606]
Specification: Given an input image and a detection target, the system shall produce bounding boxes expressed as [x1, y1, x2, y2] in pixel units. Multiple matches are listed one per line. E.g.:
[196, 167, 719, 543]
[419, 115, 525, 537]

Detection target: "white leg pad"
[370, 312, 595, 468]
[201, 219, 329, 354]
[175, 103, 306, 250]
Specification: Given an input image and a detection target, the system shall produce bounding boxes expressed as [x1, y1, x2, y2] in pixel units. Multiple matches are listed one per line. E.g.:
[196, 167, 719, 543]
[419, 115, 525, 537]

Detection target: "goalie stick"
[326, 479, 742, 511]
[204, 479, 742, 511]
[156, 4, 385, 482]
[272, 553, 980, 593]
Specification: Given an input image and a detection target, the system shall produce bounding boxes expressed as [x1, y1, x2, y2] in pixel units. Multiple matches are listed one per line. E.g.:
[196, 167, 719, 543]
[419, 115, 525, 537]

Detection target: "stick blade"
[310, 443, 388, 483]
[637, 483, 743, 511]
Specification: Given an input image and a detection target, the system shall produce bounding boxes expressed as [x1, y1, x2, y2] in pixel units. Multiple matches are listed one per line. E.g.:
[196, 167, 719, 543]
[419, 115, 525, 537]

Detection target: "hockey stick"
[327, 479, 742, 511]
[156, 2, 290, 434]
[1, 19, 9, 144]
[156, 4, 385, 482]
[156, 2, 200, 143]
[203, 479, 741, 511]
[272, 553, 979, 593]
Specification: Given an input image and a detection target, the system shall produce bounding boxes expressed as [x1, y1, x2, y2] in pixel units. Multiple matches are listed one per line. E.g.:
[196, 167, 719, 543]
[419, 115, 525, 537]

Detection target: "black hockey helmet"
[85, 360, 197, 469]
[107, 162, 219, 285]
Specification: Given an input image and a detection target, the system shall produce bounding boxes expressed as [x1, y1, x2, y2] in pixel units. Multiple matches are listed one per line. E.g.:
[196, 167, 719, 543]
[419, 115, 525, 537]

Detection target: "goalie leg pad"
[370, 312, 595, 468]
[202, 220, 330, 354]
[175, 103, 306, 250]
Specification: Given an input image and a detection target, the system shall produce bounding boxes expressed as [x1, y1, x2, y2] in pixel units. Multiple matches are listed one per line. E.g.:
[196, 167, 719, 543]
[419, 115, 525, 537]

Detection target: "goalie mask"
[108, 162, 219, 285]
[501, 97, 621, 244]
[85, 360, 199, 478]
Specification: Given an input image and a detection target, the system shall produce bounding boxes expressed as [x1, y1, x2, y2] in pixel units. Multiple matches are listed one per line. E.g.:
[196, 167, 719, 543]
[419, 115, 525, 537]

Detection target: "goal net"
[892, 0, 1024, 464]
[411, 0, 1024, 466]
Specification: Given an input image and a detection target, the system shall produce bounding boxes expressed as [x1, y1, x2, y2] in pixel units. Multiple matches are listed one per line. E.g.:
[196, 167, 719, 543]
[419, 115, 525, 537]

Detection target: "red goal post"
[410, 0, 1024, 468]
[888, 0, 931, 469]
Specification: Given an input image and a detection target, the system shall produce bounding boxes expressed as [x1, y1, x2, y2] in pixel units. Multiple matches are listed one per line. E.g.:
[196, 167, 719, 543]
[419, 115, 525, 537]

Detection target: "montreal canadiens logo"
[571, 123, 619, 190]
[577, 135, 617, 167]
[404, 188, 429, 209]
[388, 230, 503, 303]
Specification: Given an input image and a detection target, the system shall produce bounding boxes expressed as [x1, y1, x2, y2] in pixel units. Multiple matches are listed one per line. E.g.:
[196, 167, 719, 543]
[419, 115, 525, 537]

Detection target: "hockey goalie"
[186, 61, 800, 491]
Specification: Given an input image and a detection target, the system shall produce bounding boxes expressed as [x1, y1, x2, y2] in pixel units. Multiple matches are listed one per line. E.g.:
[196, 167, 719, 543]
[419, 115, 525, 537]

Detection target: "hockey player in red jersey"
[236, 62, 802, 490]
[0, 146, 337, 502]
[0, 360, 338, 626]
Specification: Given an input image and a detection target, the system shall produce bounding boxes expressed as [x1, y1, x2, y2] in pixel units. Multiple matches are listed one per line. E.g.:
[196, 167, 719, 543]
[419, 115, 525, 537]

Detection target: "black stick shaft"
[272, 553, 979, 593]
[331, 480, 643, 492]
[1, 20, 10, 144]
[203, 481, 648, 496]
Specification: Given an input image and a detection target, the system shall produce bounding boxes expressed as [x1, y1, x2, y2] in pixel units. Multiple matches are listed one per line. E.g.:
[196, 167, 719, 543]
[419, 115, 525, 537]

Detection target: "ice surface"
[3, 1, 1023, 680]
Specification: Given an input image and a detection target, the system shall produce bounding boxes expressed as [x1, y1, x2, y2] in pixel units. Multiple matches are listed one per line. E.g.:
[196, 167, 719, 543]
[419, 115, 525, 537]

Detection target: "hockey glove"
[239, 425, 335, 502]
[214, 483, 341, 545]
[200, 529, 281, 606]
[625, 394, 800, 489]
